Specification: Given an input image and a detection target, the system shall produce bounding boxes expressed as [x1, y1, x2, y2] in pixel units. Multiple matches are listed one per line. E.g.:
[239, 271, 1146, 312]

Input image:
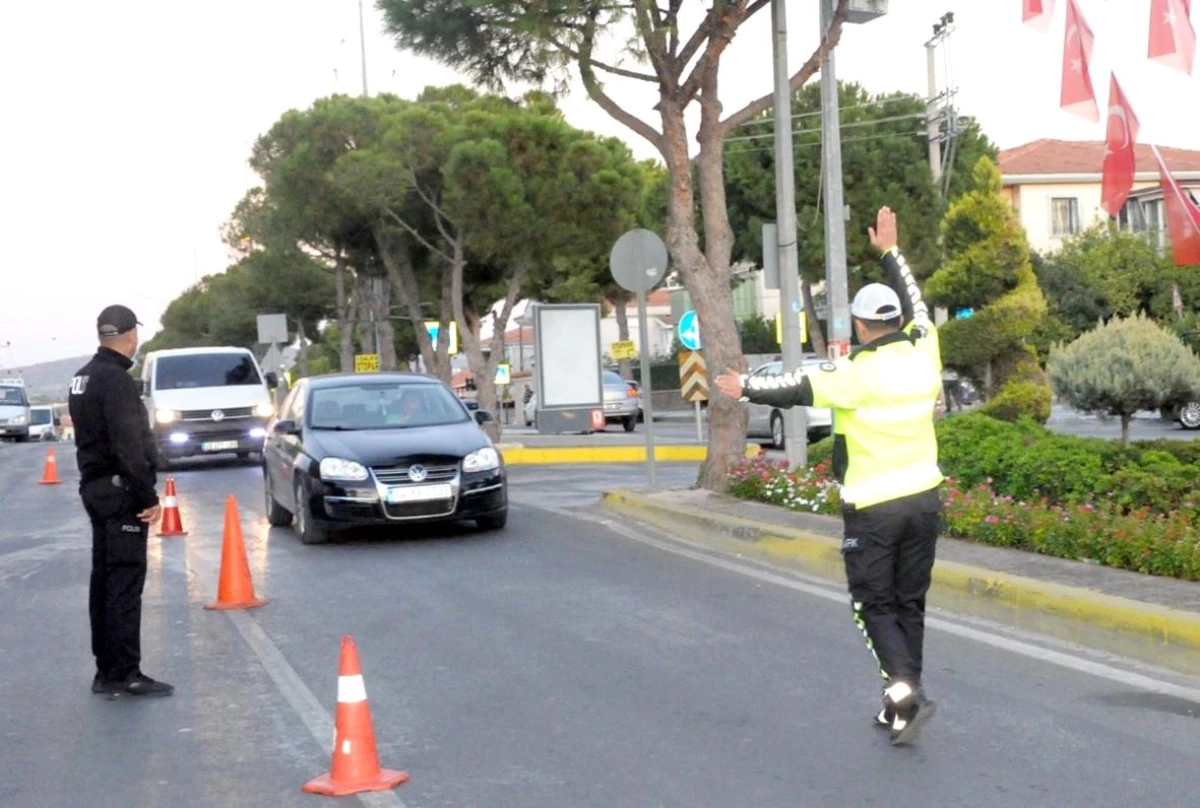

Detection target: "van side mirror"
[474, 410, 494, 425]
[273, 419, 300, 435]
[53, 416, 62, 427]
[138, 379, 149, 397]
[265, 372, 279, 390]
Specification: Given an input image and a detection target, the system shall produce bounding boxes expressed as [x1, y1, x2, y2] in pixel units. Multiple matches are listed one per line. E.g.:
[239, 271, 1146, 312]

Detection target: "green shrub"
[798, 412, 1200, 515]
[978, 378, 1052, 424]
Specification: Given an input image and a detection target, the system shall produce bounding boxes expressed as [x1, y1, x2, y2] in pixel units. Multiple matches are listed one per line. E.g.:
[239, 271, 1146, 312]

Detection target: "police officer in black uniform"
[70, 305, 173, 698]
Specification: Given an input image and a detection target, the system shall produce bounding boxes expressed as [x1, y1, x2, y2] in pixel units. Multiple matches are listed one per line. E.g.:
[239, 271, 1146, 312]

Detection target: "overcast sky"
[2, 0, 1196, 367]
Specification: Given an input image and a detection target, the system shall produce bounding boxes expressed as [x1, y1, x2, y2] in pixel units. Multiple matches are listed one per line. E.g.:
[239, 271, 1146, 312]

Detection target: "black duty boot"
[107, 672, 174, 699]
[885, 681, 936, 746]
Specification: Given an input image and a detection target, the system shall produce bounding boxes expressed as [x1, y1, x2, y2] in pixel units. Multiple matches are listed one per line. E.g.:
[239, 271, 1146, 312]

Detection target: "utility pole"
[925, 36, 943, 187]
[358, 0, 369, 97]
[820, 0, 850, 359]
[770, 0, 807, 468]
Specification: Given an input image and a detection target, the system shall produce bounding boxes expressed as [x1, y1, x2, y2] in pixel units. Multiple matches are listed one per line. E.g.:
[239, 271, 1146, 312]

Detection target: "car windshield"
[309, 382, 468, 430]
[155, 353, 262, 390]
[0, 386, 27, 405]
[603, 371, 625, 386]
[29, 409, 52, 425]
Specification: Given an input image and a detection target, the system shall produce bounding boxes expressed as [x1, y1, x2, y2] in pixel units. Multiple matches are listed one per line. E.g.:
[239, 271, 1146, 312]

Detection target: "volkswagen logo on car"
[211, 410, 226, 422]
[407, 465, 428, 483]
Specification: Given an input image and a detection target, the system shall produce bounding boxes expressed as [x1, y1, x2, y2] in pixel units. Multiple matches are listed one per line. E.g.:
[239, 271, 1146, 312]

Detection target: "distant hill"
[1, 355, 91, 404]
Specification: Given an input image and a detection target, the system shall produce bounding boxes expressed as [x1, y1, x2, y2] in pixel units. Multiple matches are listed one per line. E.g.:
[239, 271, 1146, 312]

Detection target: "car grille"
[372, 464, 459, 485]
[383, 500, 457, 519]
[180, 407, 255, 421]
[326, 501, 381, 521]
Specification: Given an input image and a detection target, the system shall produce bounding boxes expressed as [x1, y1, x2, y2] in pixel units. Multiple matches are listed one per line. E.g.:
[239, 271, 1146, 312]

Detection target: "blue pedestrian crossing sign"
[678, 310, 701, 351]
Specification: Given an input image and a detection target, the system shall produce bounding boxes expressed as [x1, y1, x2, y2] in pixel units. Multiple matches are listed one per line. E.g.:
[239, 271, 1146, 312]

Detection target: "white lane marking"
[513, 495, 1200, 704]
[225, 611, 409, 808]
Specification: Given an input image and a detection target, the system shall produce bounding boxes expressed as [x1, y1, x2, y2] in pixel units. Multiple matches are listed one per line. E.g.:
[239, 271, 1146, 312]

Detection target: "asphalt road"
[2, 443, 1199, 808]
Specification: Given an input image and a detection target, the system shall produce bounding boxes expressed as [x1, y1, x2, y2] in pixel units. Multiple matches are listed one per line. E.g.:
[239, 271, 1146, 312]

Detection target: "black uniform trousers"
[840, 486, 941, 685]
[81, 478, 148, 682]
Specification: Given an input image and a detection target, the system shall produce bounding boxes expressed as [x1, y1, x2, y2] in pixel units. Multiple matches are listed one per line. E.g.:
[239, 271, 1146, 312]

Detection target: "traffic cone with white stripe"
[38, 447, 61, 485]
[157, 477, 188, 537]
[302, 635, 410, 797]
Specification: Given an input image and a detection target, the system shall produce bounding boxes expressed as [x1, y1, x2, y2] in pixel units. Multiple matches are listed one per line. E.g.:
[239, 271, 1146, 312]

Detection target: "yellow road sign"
[354, 354, 380, 373]
[678, 350, 709, 403]
[611, 340, 637, 360]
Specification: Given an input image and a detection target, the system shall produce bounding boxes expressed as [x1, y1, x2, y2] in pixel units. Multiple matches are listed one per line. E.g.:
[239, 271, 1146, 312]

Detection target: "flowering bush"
[726, 454, 840, 515]
[727, 455, 1200, 581]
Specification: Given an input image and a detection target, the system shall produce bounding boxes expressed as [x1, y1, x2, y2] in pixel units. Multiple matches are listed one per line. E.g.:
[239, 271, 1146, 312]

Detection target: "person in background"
[715, 207, 943, 746]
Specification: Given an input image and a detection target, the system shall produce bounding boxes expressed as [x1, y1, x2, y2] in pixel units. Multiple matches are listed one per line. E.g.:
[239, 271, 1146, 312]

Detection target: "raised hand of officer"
[869, 206, 899, 253]
[714, 369, 743, 400]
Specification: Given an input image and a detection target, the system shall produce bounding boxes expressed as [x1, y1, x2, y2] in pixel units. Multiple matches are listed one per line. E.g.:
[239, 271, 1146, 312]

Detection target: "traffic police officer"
[716, 207, 942, 745]
[70, 305, 174, 698]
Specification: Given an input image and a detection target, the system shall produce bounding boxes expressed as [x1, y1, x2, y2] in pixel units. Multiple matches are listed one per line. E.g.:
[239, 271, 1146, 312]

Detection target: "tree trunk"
[449, 239, 528, 443]
[613, 296, 633, 379]
[334, 252, 354, 373]
[377, 227, 453, 380]
[374, 277, 397, 371]
[660, 93, 746, 490]
[801, 279, 827, 358]
[1121, 413, 1131, 448]
[297, 320, 309, 378]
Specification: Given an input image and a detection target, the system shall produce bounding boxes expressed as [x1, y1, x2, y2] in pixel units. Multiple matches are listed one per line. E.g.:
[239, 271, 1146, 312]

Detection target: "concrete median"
[497, 443, 761, 465]
[602, 488, 1200, 675]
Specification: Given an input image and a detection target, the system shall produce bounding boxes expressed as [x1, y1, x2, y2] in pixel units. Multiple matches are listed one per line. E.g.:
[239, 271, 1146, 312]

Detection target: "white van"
[0, 378, 31, 442]
[27, 405, 60, 441]
[141, 347, 279, 461]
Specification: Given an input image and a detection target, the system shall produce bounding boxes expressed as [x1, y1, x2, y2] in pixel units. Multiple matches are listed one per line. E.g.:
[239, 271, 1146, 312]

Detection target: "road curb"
[499, 445, 761, 465]
[601, 490, 1200, 663]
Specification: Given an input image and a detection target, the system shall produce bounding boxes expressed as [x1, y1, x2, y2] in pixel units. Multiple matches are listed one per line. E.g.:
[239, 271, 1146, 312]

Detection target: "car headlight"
[319, 457, 369, 481]
[254, 401, 275, 418]
[13, 415, 27, 425]
[463, 447, 500, 473]
[155, 408, 179, 424]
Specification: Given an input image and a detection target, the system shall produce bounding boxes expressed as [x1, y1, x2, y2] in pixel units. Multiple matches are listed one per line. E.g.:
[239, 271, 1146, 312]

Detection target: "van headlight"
[254, 401, 275, 418]
[319, 457, 369, 481]
[463, 447, 500, 473]
[155, 408, 179, 424]
[13, 414, 26, 425]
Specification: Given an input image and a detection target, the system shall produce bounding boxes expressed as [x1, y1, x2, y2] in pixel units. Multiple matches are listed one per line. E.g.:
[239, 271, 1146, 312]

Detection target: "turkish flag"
[1100, 74, 1140, 218]
[1149, 0, 1196, 75]
[1152, 146, 1200, 266]
[1061, 0, 1099, 122]
[1023, 0, 1055, 32]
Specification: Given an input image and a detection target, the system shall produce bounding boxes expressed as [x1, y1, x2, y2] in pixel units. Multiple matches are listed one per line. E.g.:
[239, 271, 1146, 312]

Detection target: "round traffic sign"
[610, 229, 669, 294]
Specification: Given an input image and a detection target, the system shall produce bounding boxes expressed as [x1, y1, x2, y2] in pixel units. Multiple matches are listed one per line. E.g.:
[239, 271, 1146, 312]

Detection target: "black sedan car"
[262, 373, 507, 544]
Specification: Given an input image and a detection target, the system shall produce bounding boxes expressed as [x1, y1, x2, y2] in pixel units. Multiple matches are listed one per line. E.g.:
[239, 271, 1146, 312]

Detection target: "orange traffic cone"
[302, 636, 410, 797]
[157, 477, 188, 537]
[204, 495, 266, 610]
[38, 447, 62, 485]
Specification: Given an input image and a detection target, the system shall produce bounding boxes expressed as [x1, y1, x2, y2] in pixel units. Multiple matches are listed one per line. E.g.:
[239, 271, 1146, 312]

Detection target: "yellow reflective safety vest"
[741, 248, 943, 510]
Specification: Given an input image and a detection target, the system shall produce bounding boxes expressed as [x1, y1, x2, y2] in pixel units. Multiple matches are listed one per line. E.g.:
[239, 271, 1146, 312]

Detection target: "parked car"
[262, 373, 507, 544]
[522, 370, 642, 431]
[744, 360, 833, 448]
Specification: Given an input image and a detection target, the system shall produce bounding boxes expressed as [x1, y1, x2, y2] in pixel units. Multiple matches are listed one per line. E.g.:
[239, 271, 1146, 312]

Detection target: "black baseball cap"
[97, 305, 143, 337]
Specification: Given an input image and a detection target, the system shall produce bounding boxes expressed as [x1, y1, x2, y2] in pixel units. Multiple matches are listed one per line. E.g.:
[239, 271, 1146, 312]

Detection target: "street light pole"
[358, 0, 369, 97]
[820, 0, 851, 360]
[771, 0, 807, 469]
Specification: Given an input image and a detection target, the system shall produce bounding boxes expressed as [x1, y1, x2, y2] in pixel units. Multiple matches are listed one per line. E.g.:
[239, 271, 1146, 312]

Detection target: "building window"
[1051, 197, 1080, 237]
[1118, 198, 1147, 232]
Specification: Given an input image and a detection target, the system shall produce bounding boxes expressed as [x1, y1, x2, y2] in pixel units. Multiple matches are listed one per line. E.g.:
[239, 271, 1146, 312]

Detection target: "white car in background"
[744, 359, 833, 449]
[27, 406, 59, 441]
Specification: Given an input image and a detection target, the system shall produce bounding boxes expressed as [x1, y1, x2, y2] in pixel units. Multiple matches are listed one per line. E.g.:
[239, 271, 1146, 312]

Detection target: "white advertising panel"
[535, 305, 602, 409]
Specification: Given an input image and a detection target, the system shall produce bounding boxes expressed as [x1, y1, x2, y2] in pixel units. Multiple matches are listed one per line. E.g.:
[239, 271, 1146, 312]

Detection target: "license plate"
[387, 484, 452, 504]
[201, 440, 239, 452]
[605, 403, 621, 410]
